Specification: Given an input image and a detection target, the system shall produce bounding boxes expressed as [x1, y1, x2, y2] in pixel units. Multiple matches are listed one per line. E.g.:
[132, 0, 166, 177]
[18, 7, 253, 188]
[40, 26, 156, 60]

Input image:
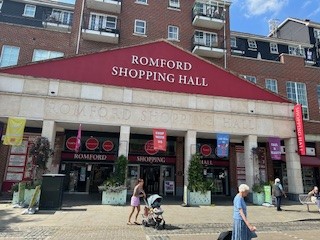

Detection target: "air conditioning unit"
[281, 146, 286, 154]
[306, 147, 316, 156]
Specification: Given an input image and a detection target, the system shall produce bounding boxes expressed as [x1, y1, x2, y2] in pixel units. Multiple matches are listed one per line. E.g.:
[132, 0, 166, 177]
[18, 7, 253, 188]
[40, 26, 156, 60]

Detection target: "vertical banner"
[75, 124, 82, 153]
[268, 137, 281, 160]
[216, 133, 229, 157]
[153, 128, 167, 151]
[294, 104, 306, 155]
[3, 117, 26, 146]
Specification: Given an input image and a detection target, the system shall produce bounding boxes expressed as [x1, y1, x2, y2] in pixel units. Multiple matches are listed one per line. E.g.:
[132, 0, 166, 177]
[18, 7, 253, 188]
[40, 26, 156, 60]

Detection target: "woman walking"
[232, 184, 257, 240]
[127, 178, 146, 225]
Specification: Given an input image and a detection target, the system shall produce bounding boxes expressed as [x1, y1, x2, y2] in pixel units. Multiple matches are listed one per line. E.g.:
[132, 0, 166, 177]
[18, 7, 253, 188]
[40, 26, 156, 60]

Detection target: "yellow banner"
[3, 117, 26, 146]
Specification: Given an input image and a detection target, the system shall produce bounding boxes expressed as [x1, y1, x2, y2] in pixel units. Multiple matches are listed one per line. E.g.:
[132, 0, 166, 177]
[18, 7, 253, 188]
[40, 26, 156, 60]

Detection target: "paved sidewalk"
[0, 196, 319, 239]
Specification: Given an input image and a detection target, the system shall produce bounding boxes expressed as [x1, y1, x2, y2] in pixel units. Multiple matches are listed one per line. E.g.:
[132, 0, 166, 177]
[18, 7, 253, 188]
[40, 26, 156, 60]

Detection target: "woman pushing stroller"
[128, 178, 146, 225]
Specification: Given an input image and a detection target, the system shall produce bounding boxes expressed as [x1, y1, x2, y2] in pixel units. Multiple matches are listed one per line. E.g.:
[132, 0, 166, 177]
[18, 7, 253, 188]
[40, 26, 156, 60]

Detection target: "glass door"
[161, 165, 175, 196]
[126, 165, 139, 195]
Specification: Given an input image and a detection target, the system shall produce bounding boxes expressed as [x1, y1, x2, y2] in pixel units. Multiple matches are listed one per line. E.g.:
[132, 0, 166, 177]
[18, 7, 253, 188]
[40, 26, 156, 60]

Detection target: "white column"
[41, 120, 56, 172]
[285, 138, 304, 194]
[118, 125, 130, 158]
[183, 130, 197, 205]
[244, 135, 258, 189]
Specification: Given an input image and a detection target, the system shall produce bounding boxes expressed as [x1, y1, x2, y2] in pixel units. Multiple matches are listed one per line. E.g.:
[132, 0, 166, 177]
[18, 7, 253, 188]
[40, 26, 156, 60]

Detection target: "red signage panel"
[144, 140, 159, 155]
[200, 144, 212, 157]
[86, 137, 99, 151]
[128, 155, 176, 164]
[61, 152, 114, 161]
[294, 104, 306, 155]
[66, 137, 77, 151]
[102, 140, 114, 152]
[153, 129, 167, 151]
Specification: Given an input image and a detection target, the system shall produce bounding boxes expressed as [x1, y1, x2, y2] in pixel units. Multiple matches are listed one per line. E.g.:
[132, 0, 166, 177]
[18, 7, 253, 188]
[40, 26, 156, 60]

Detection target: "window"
[136, 0, 147, 4]
[317, 85, 320, 109]
[288, 45, 305, 57]
[286, 81, 309, 119]
[168, 25, 179, 41]
[169, 0, 180, 8]
[50, 9, 73, 25]
[241, 75, 256, 83]
[32, 49, 64, 62]
[89, 14, 117, 31]
[23, 4, 36, 17]
[134, 19, 146, 35]
[270, 42, 278, 54]
[0, 45, 20, 67]
[265, 79, 278, 93]
[0, 1, 3, 11]
[314, 29, 320, 41]
[247, 39, 257, 49]
[230, 37, 237, 48]
[194, 30, 217, 47]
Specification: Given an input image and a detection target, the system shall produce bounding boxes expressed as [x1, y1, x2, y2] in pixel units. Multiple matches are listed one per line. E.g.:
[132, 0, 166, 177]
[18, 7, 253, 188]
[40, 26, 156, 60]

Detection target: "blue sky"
[230, 0, 320, 36]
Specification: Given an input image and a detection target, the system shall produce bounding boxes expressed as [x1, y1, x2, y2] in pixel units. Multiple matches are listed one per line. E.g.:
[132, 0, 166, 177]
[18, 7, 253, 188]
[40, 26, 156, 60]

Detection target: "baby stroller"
[142, 194, 165, 230]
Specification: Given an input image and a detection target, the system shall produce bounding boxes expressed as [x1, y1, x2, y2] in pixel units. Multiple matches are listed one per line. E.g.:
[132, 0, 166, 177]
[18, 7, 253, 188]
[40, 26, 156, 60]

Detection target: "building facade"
[0, 0, 320, 197]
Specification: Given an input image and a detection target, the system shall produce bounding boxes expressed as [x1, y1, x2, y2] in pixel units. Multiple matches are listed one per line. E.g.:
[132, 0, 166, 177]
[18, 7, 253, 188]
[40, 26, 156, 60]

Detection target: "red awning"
[281, 155, 320, 167]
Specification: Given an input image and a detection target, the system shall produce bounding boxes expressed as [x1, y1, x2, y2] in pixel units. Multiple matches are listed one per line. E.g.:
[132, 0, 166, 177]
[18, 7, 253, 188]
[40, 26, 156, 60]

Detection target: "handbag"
[217, 230, 232, 240]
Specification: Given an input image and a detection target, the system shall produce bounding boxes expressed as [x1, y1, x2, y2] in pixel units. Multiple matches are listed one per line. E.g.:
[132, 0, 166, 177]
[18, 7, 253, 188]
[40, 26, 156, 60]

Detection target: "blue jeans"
[276, 196, 282, 210]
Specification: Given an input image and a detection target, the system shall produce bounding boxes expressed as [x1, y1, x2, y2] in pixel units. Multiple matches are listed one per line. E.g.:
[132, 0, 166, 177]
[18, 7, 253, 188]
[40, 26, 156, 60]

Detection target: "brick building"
[0, 0, 319, 198]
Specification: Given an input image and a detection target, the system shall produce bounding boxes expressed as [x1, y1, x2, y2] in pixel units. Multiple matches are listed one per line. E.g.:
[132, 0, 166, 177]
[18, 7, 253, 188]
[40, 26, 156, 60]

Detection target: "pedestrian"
[127, 178, 146, 225]
[308, 186, 320, 213]
[232, 184, 257, 240]
[272, 178, 287, 211]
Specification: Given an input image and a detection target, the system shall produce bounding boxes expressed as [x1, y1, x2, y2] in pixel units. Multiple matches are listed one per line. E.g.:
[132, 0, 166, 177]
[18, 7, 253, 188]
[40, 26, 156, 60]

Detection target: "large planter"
[12, 189, 41, 205]
[102, 189, 127, 205]
[252, 192, 265, 205]
[188, 191, 211, 206]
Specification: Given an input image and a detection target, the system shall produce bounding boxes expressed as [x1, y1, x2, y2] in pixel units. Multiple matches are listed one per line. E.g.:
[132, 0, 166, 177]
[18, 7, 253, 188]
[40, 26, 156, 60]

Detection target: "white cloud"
[308, 5, 320, 18]
[243, 0, 288, 17]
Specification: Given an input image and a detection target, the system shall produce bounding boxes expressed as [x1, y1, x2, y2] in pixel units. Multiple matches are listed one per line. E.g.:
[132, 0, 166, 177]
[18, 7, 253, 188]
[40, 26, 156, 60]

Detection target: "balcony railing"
[192, 36, 225, 58]
[42, 13, 73, 32]
[192, 2, 225, 30]
[86, 0, 122, 14]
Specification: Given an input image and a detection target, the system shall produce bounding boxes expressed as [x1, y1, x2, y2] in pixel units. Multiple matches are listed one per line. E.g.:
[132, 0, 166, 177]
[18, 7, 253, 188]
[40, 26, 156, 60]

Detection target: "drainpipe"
[223, 0, 227, 69]
[76, 0, 85, 54]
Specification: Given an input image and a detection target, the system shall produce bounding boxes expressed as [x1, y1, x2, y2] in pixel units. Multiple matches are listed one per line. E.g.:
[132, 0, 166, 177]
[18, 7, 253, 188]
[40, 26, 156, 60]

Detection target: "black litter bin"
[39, 174, 65, 210]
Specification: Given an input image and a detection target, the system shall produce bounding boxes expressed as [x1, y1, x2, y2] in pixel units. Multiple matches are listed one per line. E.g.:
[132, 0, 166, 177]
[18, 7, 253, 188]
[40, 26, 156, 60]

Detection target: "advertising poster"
[268, 137, 281, 160]
[153, 128, 167, 151]
[3, 117, 26, 146]
[217, 133, 229, 157]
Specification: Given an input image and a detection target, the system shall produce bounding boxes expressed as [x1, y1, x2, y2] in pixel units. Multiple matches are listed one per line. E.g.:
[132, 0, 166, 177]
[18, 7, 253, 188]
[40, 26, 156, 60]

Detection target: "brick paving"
[0, 195, 319, 239]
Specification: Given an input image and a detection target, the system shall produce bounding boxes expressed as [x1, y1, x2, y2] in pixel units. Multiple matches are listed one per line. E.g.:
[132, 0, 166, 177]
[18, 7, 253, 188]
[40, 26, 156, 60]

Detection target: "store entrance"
[140, 165, 161, 195]
[205, 167, 229, 195]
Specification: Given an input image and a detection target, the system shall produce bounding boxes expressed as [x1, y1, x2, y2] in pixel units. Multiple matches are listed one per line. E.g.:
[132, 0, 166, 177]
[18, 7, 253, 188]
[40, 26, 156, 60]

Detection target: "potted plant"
[100, 155, 128, 205]
[187, 153, 214, 206]
[252, 182, 265, 205]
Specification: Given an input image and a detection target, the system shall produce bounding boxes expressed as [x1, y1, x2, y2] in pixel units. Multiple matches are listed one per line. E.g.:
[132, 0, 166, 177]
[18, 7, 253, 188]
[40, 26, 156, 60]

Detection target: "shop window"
[265, 79, 278, 93]
[134, 19, 146, 35]
[0, 1, 3, 11]
[32, 49, 64, 62]
[286, 81, 309, 119]
[23, 4, 36, 18]
[317, 85, 320, 110]
[0, 45, 20, 68]
[168, 25, 179, 41]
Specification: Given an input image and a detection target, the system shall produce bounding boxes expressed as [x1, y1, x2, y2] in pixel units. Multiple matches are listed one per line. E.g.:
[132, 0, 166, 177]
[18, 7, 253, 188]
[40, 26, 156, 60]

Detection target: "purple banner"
[268, 137, 281, 160]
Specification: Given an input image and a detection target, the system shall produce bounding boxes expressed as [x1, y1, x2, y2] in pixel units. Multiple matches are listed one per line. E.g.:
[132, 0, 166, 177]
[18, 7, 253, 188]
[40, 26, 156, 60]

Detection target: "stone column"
[183, 130, 197, 205]
[41, 120, 56, 172]
[244, 135, 258, 189]
[285, 138, 303, 196]
[118, 125, 130, 158]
